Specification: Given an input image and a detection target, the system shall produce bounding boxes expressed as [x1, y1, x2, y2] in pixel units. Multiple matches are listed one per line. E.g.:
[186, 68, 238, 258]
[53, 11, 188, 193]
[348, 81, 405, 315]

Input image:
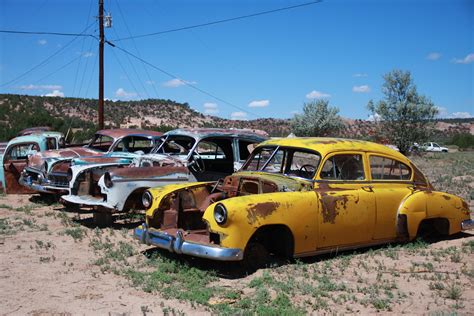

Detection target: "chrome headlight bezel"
[214, 203, 227, 225]
[142, 191, 153, 209]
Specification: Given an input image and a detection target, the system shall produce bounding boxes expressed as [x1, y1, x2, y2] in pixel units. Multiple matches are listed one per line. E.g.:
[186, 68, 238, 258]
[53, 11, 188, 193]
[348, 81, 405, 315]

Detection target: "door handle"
[361, 186, 373, 192]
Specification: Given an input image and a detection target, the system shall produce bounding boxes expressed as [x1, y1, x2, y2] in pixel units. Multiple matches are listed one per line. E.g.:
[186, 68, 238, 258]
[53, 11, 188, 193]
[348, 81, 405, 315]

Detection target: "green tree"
[368, 69, 438, 154]
[291, 99, 343, 137]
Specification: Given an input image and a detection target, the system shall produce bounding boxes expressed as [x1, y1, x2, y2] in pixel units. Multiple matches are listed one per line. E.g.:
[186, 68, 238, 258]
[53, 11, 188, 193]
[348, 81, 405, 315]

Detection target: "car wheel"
[442, 149, 448, 153]
[242, 242, 270, 272]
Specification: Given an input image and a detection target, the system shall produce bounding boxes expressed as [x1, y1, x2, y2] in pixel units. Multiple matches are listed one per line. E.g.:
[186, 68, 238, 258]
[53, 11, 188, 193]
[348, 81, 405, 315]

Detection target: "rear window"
[369, 156, 411, 180]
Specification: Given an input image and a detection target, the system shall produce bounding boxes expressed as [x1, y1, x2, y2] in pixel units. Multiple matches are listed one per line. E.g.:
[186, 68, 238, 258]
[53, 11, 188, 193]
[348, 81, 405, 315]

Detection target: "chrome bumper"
[134, 223, 243, 261]
[18, 176, 68, 194]
[461, 219, 474, 231]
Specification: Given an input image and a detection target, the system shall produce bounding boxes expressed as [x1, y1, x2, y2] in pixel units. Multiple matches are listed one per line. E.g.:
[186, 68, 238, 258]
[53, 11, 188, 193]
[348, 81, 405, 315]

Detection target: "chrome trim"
[461, 219, 474, 231]
[134, 224, 243, 261]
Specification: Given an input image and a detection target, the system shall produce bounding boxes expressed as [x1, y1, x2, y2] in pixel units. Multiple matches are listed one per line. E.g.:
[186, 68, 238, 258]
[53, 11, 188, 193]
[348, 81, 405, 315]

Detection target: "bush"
[450, 133, 474, 150]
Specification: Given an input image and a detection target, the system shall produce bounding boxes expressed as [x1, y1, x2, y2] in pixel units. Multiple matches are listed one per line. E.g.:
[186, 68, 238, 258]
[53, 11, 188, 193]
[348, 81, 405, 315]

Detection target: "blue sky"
[0, 0, 472, 120]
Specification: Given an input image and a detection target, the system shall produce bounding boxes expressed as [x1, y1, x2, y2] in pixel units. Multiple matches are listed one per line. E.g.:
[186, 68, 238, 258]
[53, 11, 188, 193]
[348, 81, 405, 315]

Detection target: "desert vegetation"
[0, 151, 472, 315]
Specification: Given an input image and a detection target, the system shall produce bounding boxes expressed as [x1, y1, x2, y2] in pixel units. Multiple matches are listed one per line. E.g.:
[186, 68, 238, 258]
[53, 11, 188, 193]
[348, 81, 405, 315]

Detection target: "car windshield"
[152, 135, 196, 156]
[88, 134, 114, 152]
[243, 146, 321, 179]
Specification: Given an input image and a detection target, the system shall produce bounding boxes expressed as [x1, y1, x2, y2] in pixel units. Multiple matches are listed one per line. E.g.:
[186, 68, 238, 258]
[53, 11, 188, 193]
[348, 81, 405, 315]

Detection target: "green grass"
[63, 227, 86, 241]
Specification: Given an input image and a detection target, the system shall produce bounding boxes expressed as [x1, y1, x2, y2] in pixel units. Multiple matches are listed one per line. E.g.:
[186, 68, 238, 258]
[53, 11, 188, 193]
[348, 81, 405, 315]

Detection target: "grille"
[47, 172, 69, 187]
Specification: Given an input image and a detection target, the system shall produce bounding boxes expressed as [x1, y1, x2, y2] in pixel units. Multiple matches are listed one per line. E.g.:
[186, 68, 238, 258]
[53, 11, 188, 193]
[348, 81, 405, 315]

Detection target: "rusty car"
[134, 137, 472, 269]
[19, 129, 162, 195]
[0, 131, 65, 194]
[60, 128, 267, 225]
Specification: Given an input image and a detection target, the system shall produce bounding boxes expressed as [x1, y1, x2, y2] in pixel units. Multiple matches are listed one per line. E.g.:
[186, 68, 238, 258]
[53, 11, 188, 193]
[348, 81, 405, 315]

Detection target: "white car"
[423, 142, 448, 152]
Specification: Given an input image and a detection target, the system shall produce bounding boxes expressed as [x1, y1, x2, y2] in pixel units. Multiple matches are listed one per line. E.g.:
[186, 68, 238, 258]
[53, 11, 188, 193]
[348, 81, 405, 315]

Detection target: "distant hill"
[0, 94, 472, 142]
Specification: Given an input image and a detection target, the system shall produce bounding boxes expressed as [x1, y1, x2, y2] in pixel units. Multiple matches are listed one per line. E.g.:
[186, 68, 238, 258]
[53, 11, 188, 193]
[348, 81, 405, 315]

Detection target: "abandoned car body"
[134, 137, 472, 266]
[0, 132, 65, 194]
[19, 129, 162, 194]
[61, 128, 268, 216]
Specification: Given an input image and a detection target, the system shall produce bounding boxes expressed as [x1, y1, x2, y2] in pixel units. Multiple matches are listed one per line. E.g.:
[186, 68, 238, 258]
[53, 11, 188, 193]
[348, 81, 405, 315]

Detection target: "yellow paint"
[142, 137, 471, 258]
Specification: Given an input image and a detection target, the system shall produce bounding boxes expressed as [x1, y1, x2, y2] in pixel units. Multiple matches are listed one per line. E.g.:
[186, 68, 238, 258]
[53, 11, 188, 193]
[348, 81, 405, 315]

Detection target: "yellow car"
[134, 138, 472, 268]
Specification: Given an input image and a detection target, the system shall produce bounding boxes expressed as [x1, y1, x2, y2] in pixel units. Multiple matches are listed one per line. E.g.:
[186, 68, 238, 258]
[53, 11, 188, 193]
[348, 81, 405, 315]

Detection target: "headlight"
[104, 172, 113, 188]
[37, 174, 44, 183]
[66, 168, 73, 182]
[142, 191, 153, 209]
[214, 203, 227, 225]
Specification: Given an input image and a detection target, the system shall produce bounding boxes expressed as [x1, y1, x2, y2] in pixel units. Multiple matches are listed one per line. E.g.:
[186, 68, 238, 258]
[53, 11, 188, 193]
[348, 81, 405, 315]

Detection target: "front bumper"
[19, 175, 68, 194]
[61, 194, 115, 210]
[134, 223, 243, 261]
[461, 219, 474, 231]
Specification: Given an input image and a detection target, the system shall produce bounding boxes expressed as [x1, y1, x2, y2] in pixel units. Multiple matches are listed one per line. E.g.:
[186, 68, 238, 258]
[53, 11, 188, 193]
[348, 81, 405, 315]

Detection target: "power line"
[0, 29, 96, 38]
[114, 0, 160, 99]
[0, 22, 96, 88]
[111, 43, 260, 118]
[111, 0, 322, 42]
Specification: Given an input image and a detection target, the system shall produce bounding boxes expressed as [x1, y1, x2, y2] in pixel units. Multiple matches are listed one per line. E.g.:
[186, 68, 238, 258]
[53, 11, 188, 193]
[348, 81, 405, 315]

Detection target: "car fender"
[398, 191, 470, 238]
[202, 190, 319, 255]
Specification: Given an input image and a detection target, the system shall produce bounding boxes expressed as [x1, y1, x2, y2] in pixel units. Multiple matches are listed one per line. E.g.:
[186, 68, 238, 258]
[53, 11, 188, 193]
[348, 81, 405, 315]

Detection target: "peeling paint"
[247, 201, 280, 224]
[320, 193, 350, 224]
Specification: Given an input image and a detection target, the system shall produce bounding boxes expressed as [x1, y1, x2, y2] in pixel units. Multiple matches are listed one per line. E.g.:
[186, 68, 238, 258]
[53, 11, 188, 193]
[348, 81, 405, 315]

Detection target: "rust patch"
[247, 201, 280, 224]
[442, 195, 451, 201]
[320, 193, 349, 224]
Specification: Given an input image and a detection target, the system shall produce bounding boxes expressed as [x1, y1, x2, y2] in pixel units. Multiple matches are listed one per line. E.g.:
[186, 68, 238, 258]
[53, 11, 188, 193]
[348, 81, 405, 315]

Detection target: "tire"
[241, 242, 270, 272]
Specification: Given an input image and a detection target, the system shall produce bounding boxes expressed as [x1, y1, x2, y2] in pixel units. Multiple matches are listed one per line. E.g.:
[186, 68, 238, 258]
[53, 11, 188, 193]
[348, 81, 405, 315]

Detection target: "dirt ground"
[1, 195, 473, 315]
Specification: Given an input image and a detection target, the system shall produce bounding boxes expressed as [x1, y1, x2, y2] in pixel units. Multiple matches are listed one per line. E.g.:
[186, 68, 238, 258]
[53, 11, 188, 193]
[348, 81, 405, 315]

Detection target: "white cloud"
[452, 53, 474, 64]
[353, 73, 368, 78]
[115, 88, 137, 99]
[37, 39, 47, 45]
[451, 112, 473, 119]
[435, 106, 449, 117]
[44, 90, 64, 97]
[426, 52, 442, 61]
[367, 113, 382, 121]
[352, 85, 371, 93]
[145, 80, 155, 85]
[230, 111, 248, 120]
[290, 110, 300, 115]
[248, 99, 270, 108]
[19, 84, 62, 91]
[203, 102, 219, 114]
[162, 78, 196, 88]
[82, 51, 94, 58]
[306, 90, 331, 99]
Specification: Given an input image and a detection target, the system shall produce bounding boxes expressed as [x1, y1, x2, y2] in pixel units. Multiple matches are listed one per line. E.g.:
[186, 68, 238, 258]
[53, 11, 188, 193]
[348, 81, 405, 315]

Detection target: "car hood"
[28, 147, 101, 170]
[130, 153, 187, 168]
[227, 171, 314, 192]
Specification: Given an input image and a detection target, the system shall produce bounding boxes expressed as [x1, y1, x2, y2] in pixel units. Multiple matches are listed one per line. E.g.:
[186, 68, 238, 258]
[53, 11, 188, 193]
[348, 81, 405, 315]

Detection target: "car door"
[315, 152, 376, 248]
[367, 154, 413, 240]
[3, 142, 39, 194]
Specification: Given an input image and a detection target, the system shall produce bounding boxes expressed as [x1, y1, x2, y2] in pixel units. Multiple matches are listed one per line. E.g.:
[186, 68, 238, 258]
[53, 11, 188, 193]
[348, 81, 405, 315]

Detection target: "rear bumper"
[134, 223, 243, 261]
[461, 219, 474, 231]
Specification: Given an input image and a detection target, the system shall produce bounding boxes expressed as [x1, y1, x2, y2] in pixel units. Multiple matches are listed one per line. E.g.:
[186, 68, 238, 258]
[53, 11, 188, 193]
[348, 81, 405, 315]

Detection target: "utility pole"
[98, 0, 104, 130]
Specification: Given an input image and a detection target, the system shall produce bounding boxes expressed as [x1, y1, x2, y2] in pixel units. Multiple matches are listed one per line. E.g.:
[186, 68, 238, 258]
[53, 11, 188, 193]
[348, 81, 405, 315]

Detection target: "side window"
[196, 141, 226, 160]
[369, 156, 411, 180]
[46, 137, 57, 150]
[6, 143, 39, 160]
[287, 151, 320, 179]
[238, 140, 255, 161]
[245, 147, 275, 171]
[320, 154, 365, 180]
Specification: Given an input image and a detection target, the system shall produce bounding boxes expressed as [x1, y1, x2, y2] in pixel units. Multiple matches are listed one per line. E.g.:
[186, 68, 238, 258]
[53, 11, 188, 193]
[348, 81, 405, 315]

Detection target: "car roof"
[166, 128, 268, 140]
[96, 129, 163, 139]
[259, 137, 410, 163]
[8, 134, 48, 145]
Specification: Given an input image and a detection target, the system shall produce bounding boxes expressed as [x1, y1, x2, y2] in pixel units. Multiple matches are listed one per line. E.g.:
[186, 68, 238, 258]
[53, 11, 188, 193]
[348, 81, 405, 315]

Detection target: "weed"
[63, 227, 86, 241]
[444, 282, 463, 300]
[0, 204, 13, 210]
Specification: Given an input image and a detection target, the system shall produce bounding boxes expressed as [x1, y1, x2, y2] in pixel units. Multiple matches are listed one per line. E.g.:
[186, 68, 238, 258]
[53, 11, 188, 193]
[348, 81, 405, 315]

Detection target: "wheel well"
[417, 218, 450, 237]
[122, 187, 148, 211]
[248, 225, 294, 258]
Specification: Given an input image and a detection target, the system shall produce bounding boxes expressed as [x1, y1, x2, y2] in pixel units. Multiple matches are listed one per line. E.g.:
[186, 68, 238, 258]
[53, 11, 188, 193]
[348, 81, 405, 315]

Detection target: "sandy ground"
[1, 193, 473, 315]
